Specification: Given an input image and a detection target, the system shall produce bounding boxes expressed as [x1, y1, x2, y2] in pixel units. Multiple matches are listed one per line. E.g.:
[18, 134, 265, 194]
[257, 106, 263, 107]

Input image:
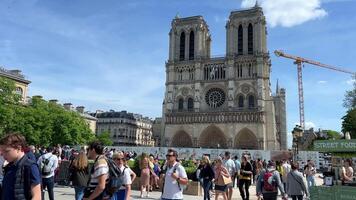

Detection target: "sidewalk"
[54, 185, 260, 200]
[53, 174, 323, 200]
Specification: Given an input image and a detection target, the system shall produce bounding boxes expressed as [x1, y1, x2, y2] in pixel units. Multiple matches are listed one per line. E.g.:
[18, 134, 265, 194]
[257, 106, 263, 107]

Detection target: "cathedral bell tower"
[168, 16, 211, 62]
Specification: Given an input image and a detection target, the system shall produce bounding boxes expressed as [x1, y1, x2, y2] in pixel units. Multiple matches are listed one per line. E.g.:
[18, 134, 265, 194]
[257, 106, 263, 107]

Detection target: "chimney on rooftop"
[63, 103, 72, 110]
[76, 106, 85, 113]
[49, 99, 58, 104]
[32, 95, 43, 99]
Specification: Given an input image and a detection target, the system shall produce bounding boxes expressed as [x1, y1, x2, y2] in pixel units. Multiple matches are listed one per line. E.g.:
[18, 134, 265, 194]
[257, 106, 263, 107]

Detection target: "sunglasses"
[115, 158, 124, 161]
[166, 154, 175, 157]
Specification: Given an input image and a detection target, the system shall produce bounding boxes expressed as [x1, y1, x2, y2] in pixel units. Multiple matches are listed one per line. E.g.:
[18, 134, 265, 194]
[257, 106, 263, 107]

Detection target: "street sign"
[314, 140, 356, 152]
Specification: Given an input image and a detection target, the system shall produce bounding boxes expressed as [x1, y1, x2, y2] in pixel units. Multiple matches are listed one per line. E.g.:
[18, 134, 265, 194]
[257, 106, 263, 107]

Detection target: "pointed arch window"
[189, 31, 194, 60]
[178, 98, 184, 111]
[248, 95, 255, 108]
[248, 23, 253, 55]
[238, 25, 243, 55]
[187, 98, 194, 111]
[179, 32, 185, 61]
[238, 95, 244, 108]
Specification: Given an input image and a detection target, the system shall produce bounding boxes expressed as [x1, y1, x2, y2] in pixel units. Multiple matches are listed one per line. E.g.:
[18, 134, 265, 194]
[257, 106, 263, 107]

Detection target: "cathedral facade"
[161, 6, 287, 150]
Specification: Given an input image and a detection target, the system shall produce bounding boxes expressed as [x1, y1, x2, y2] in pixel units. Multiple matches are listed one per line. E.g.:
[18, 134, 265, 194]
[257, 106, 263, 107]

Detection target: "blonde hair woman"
[140, 153, 151, 198]
[214, 157, 229, 200]
[200, 156, 215, 200]
[69, 152, 89, 200]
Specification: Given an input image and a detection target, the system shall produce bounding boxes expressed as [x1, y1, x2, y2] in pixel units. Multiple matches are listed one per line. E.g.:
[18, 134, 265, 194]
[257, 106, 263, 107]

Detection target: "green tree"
[342, 108, 356, 139]
[96, 131, 113, 146]
[0, 77, 21, 135]
[325, 130, 342, 140]
[0, 77, 95, 145]
[343, 75, 356, 109]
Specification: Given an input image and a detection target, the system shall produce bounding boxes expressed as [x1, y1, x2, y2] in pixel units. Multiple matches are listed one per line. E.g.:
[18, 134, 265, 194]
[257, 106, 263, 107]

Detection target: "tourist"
[281, 159, 291, 190]
[256, 161, 287, 200]
[83, 141, 108, 200]
[233, 156, 241, 188]
[239, 155, 253, 200]
[200, 155, 215, 200]
[214, 157, 229, 200]
[161, 149, 188, 200]
[139, 153, 151, 198]
[286, 162, 308, 200]
[37, 146, 59, 200]
[304, 160, 316, 190]
[0, 133, 41, 200]
[112, 152, 132, 200]
[151, 157, 161, 190]
[223, 151, 235, 200]
[341, 159, 354, 184]
[69, 151, 90, 200]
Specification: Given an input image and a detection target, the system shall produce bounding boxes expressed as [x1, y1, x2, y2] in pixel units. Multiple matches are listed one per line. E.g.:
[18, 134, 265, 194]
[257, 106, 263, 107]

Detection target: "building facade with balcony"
[93, 111, 155, 146]
[161, 5, 287, 150]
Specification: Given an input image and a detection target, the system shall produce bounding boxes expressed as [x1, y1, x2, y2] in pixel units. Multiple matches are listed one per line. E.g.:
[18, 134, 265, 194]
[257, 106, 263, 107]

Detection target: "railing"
[165, 111, 264, 124]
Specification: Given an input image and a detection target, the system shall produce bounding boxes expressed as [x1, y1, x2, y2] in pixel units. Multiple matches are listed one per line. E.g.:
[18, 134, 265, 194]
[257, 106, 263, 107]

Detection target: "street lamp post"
[292, 125, 304, 162]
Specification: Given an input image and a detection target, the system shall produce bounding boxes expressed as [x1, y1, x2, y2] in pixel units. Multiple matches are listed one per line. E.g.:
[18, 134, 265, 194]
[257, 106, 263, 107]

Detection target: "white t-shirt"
[119, 165, 132, 190]
[162, 162, 187, 199]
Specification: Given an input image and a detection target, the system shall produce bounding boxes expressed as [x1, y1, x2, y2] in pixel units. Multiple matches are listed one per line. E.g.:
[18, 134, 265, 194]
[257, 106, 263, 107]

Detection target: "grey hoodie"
[286, 170, 308, 196]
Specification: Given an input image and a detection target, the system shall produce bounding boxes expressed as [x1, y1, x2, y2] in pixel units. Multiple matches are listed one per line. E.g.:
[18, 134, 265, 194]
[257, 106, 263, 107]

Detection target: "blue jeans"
[42, 176, 54, 200]
[74, 186, 86, 200]
[203, 179, 212, 200]
[307, 175, 316, 191]
[111, 189, 126, 200]
[161, 198, 183, 200]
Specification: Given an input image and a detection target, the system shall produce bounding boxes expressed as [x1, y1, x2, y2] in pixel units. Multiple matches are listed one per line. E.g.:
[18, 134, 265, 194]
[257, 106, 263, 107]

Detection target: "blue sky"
[0, 0, 355, 147]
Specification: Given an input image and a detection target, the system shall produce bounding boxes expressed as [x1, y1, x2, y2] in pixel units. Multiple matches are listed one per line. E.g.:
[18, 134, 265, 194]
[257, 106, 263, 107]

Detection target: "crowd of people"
[0, 132, 354, 200]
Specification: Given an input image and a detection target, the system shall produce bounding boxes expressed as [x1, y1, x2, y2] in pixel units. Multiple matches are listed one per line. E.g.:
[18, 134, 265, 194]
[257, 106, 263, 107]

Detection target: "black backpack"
[104, 157, 124, 197]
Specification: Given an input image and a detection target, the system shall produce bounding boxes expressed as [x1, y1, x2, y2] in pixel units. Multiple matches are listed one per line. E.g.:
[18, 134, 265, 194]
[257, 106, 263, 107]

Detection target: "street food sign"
[314, 139, 356, 152]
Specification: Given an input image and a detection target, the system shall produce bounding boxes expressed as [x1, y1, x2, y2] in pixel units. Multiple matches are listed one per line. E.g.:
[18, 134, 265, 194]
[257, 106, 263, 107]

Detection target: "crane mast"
[274, 50, 355, 130]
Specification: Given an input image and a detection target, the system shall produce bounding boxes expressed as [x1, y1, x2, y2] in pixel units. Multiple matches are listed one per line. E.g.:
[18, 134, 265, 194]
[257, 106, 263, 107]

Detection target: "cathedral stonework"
[161, 6, 287, 150]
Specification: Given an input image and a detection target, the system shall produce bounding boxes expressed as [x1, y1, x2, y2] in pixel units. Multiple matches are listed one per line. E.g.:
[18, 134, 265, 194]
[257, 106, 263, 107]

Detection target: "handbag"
[217, 174, 232, 185]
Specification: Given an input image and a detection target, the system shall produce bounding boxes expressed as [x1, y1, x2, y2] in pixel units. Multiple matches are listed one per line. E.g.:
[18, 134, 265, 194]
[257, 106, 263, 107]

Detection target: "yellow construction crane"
[274, 50, 355, 130]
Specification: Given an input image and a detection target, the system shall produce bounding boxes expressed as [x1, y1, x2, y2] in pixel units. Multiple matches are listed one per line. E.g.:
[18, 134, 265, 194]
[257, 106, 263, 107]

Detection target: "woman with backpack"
[69, 151, 90, 200]
[256, 161, 287, 200]
[286, 162, 308, 200]
[111, 152, 132, 200]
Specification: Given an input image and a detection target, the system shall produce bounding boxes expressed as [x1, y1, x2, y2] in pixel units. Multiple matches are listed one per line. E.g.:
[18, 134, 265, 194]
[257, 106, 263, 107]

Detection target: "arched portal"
[235, 128, 258, 149]
[199, 125, 227, 148]
[171, 131, 193, 147]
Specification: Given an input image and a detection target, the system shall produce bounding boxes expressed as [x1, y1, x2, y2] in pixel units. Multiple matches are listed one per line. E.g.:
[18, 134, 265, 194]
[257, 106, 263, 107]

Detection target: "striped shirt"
[88, 155, 109, 188]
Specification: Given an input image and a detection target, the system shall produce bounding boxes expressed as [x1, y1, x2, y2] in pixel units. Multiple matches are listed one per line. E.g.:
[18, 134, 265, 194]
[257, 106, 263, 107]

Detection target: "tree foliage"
[342, 108, 356, 139]
[325, 130, 342, 140]
[343, 75, 356, 110]
[96, 131, 113, 146]
[0, 77, 95, 146]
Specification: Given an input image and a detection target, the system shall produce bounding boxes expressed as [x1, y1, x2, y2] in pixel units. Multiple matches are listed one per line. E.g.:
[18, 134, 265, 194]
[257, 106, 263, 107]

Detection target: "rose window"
[205, 88, 226, 108]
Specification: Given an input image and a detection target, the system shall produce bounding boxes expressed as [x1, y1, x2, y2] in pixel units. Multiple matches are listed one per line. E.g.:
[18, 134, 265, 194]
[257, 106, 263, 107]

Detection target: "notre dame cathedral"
[160, 5, 287, 150]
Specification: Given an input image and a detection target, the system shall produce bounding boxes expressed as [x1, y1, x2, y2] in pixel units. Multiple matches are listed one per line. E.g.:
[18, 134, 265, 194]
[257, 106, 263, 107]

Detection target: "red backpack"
[263, 171, 277, 191]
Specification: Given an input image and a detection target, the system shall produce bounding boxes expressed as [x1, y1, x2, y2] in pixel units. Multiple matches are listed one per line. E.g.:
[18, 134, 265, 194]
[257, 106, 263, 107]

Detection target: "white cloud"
[346, 79, 355, 85]
[305, 122, 316, 130]
[293, 121, 316, 130]
[241, 0, 327, 27]
[317, 80, 327, 84]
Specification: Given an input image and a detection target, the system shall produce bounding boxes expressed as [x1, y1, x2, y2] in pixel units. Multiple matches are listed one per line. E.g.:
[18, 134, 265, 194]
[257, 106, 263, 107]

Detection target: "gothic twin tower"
[160, 5, 287, 150]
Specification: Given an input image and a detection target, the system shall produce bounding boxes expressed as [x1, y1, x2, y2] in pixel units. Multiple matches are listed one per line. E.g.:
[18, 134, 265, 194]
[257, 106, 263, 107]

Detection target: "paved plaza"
[52, 175, 323, 200]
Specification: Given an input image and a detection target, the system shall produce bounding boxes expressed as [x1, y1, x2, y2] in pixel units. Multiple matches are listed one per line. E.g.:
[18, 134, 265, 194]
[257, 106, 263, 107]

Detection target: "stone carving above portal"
[241, 84, 250, 94]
